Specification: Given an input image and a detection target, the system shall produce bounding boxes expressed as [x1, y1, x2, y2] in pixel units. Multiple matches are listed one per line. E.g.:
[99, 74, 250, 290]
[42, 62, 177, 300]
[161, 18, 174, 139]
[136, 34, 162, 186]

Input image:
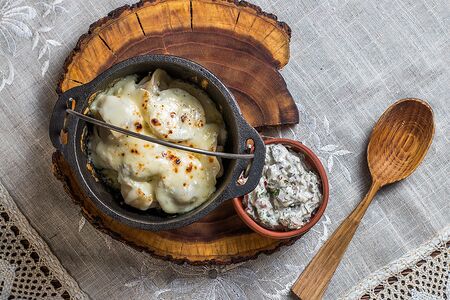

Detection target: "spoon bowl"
[368, 99, 434, 185]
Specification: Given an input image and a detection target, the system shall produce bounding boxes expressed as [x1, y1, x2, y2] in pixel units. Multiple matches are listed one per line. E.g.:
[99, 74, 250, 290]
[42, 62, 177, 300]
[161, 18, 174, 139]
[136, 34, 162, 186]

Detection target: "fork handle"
[291, 181, 380, 299]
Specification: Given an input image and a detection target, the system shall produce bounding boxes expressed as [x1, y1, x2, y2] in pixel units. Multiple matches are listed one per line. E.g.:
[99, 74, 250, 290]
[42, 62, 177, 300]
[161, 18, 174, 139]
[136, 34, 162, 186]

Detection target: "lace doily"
[343, 226, 450, 300]
[0, 181, 88, 299]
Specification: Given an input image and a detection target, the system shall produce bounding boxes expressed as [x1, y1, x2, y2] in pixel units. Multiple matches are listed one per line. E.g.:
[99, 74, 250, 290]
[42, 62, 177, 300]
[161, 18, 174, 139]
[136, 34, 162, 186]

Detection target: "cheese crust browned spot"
[151, 118, 161, 126]
[134, 122, 143, 131]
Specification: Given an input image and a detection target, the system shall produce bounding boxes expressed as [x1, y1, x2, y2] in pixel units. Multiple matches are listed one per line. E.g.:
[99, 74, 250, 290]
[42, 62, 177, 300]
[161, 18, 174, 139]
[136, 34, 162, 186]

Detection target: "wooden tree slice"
[54, 0, 300, 264]
[58, 0, 298, 127]
[52, 151, 298, 264]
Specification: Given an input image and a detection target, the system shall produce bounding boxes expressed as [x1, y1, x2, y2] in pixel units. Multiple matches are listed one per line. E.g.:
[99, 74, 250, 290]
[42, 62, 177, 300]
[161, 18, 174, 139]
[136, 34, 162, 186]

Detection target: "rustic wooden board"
[58, 0, 298, 127]
[54, 0, 300, 264]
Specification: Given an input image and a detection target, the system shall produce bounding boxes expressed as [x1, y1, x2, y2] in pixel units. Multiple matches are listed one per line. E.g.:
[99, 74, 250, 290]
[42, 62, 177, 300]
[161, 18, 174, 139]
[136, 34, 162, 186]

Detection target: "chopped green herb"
[267, 188, 280, 197]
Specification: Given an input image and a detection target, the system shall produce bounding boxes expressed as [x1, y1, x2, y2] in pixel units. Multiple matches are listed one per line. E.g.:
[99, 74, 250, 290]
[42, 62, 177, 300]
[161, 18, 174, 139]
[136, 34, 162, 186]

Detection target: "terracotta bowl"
[232, 138, 329, 239]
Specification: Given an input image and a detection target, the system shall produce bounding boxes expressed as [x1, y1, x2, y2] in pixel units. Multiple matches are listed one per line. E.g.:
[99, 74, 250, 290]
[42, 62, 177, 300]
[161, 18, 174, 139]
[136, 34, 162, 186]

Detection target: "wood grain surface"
[53, 0, 300, 264]
[52, 152, 298, 264]
[58, 0, 298, 127]
[291, 98, 434, 299]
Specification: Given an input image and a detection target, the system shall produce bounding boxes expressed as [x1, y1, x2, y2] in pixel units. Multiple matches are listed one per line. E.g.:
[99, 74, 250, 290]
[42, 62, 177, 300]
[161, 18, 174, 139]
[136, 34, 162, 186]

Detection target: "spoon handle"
[291, 181, 380, 299]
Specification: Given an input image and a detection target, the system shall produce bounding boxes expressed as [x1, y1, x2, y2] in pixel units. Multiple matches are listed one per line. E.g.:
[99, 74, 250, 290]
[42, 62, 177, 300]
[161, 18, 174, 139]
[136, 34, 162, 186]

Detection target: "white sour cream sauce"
[88, 69, 227, 214]
[244, 144, 322, 230]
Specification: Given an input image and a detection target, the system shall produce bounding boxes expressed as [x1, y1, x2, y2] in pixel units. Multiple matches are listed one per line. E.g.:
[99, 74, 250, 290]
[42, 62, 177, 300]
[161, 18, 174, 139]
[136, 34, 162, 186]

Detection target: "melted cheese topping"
[88, 70, 226, 214]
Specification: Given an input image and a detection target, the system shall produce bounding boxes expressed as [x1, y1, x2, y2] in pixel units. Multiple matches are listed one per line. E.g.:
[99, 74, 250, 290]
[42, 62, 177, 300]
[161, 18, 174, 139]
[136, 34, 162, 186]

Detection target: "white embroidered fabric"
[0, 0, 448, 299]
[343, 226, 449, 300]
[0, 181, 88, 299]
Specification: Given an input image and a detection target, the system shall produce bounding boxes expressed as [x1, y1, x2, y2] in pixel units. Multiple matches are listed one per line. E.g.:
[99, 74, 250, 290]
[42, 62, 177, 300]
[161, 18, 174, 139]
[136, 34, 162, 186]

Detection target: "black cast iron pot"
[49, 54, 265, 231]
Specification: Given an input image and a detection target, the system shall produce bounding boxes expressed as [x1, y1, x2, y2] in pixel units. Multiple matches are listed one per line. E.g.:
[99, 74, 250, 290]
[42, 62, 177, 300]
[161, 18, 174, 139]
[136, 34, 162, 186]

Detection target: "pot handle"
[49, 85, 87, 152]
[221, 123, 266, 200]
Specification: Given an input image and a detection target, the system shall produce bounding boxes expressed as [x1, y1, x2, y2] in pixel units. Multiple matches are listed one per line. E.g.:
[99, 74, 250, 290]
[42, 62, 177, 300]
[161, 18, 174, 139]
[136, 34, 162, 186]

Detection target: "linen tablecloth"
[0, 0, 448, 299]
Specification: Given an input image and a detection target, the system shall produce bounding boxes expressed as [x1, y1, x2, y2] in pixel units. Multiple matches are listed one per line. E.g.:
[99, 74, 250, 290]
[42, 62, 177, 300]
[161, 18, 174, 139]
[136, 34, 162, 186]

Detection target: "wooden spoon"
[291, 98, 434, 299]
